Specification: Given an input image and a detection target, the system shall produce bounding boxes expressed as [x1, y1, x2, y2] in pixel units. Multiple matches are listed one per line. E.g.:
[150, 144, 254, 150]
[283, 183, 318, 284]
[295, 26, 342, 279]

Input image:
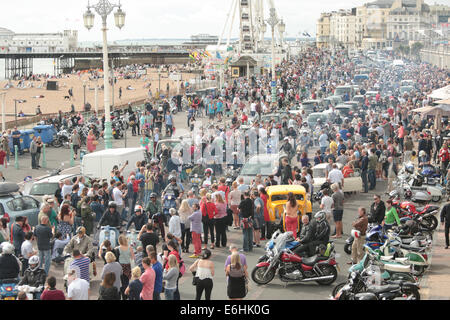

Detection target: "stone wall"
[420, 47, 450, 69]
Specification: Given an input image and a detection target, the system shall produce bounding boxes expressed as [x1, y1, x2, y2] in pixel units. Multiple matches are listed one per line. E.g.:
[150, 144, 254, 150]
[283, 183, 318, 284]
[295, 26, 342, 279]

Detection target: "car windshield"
[313, 168, 326, 178]
[271, 194, 304, 202]
[302, 103, 316, 110]
[308, 115, 325, 123]
[157, 141, 181, 154]
[29, 183, 59, 196]
[335, 88, 351, 96]
[241, 161, 275, 176]
[6, 197, 39, 212]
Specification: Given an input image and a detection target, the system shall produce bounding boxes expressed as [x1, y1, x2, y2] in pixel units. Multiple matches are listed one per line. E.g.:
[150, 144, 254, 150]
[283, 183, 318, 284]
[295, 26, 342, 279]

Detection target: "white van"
[81, 148, 146, 180]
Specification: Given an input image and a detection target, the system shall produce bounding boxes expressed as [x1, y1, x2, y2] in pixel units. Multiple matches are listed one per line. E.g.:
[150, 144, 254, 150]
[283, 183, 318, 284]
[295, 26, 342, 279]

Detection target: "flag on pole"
[216, 51, 223, 60]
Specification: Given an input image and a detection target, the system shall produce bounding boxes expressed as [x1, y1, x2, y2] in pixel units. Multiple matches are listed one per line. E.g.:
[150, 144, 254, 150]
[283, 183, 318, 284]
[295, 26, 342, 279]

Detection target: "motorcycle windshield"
[273, 232, 294, 254]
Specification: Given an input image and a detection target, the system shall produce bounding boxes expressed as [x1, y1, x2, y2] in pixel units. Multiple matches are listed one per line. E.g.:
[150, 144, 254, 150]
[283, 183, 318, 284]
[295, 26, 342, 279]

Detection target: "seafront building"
[316, 0, 450, 50]
[0, 28, 78, 53]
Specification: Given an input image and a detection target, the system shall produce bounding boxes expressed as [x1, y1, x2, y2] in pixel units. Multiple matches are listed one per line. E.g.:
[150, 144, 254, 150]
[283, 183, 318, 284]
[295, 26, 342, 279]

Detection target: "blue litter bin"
[33, 125, 56, 145]
[80, 149, 87, 161]
[21, 130, 34, 151]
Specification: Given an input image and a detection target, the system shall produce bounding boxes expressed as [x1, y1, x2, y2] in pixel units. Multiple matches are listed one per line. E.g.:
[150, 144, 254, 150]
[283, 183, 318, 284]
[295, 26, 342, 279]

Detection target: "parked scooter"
[344, 224, 386, 255]
[0, 279, 19, 300]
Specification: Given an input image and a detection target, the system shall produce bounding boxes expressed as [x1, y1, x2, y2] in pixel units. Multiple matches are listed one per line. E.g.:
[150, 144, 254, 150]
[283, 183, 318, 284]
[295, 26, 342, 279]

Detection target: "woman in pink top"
[86, 130, 97, 153]
[139, 257, 156, 300]
[214, 193, 228, 248]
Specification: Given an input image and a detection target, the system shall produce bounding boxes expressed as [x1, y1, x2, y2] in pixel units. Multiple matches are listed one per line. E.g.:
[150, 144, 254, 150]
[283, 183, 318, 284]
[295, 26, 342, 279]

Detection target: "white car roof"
[35, 174, 76, 184]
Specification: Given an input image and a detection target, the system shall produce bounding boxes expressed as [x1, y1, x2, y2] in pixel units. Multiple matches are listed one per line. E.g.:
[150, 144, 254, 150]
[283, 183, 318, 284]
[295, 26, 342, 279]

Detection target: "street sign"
[271, 81, 276, 87]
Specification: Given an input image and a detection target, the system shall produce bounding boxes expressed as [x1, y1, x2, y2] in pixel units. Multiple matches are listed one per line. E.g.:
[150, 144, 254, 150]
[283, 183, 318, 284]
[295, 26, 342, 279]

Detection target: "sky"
[0, 0, 442, 41]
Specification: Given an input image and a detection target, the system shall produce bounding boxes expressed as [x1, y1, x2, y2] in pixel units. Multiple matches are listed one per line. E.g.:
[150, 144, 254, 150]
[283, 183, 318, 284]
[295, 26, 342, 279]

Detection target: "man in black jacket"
[369, 195, 385, 225]
[19, 255, 47, 296]
[98, 202, 121, 229]
[126, 206, 148, 231]
[293, 215, 316, 257]
[0, 243, 20, 280]
[440, 202, 450, 249]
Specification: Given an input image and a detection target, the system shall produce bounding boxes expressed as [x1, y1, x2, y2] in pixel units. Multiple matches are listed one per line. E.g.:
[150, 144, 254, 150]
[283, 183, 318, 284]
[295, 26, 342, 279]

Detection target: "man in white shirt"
[67, 268, 89, 300]
[21, 232, 36, 272]
[328, 164, 344, 188]
[319, 131, 329, 154]
[112, 182, 126, 219]
[61, 179, 73, 198]
[168, 208, 182, 238]
[320, 189, 334, 225]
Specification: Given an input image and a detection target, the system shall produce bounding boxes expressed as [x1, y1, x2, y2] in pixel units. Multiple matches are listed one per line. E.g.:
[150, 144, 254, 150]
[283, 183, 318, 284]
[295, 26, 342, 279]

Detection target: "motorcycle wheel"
[344, 243, 352, 255]
[412, 265, 425, 277]
[390, 272, 416, 283]
[51, 140, 63, 148]
[316, 265, 338, 285]
[403, 286, 421, 300]
[421, 215, 438, 231]
[331, 282, 346, 298]
[251, 266, 276, 285]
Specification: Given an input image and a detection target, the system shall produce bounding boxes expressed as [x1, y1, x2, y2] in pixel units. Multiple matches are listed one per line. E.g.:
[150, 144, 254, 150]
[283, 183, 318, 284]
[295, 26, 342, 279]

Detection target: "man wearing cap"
[64, 227, 95, 258]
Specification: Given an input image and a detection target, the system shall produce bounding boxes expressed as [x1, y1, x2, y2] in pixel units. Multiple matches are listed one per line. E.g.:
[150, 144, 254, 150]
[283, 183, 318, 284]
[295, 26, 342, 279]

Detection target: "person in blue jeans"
[162, 255, 179, 300]
[150, 252, 163, 300]
[238, 191, 254, 252]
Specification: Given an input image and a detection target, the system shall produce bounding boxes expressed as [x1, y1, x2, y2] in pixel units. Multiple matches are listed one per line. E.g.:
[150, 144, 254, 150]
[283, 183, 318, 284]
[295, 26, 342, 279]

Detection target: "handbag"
[226, 207, 234, 227]
[192, 271, 200, 286]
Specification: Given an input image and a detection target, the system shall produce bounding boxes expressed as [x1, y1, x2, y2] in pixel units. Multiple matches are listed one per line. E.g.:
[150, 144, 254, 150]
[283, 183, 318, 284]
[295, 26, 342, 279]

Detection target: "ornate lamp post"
[83, 0, 125, 149]
[266, 8, 281, 104]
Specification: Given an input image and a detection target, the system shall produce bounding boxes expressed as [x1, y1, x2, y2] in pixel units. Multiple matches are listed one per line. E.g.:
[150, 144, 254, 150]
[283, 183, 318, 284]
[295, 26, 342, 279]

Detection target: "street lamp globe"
[114, 7, 126, 29]
[278, 19, 286, 33]
[262, 22, 267, 33]
[83, 9, 95, 30]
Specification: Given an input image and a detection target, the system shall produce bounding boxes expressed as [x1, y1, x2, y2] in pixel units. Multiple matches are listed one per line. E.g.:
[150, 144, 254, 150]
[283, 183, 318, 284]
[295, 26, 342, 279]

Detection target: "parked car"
[237, 154, 280, 185]
[334, 86, 354, 99]
[0, 183, 41, 227]
[301, 100, 322, 115]
[335, 105, 352, 118]
[265, 185, 312, 222]
[312, 163, 362, 193]
[307, 112, 329, 128]
[23, 174, 80, 203]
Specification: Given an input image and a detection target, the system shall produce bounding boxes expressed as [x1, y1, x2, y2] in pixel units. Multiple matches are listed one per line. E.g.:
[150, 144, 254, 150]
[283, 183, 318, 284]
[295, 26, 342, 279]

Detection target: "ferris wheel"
[217, 0, 285, 55]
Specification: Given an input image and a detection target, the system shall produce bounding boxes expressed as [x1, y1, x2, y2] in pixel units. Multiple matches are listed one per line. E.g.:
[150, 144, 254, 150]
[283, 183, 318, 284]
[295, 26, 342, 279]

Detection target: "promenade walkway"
[422, 224, 450, 300]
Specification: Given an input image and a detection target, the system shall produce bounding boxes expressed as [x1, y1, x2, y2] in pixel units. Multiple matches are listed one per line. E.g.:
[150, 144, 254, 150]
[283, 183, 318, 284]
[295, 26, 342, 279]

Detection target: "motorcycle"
[98, 225, 120, 249]
[189, 174, 202, 195]
[389, 190, 439, 231]
[0, 279, 19, 300]
[344, 224, 387, 255]
[378, 232, 430, 276]
[333, 267, 420, 300]
[112, 122, 123, 140]
[349, 247, 418, 283]
[16, 285, 44, 300]
[162, 192, 177, 226]
[51, 129, 70, 148]
[251, 231, 339, 286]
[394, 177, 432, 204]
[313, 181, 332, 203]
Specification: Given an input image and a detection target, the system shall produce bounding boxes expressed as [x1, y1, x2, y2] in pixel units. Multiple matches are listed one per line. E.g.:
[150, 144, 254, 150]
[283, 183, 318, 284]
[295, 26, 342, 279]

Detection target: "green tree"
[411, 42, 424, 57]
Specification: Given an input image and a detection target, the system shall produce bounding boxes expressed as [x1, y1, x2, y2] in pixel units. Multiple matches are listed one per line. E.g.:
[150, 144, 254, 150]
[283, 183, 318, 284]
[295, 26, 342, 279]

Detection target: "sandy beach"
[0, 68, 198, 122]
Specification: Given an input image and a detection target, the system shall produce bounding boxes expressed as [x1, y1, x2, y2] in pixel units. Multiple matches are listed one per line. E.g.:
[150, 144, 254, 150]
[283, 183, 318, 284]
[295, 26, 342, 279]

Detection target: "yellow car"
[266, 185, 312, 222]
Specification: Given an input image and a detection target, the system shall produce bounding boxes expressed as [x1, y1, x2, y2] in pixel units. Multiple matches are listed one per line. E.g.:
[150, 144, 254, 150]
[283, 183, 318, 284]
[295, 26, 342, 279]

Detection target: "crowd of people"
[0, 45, 449, 300]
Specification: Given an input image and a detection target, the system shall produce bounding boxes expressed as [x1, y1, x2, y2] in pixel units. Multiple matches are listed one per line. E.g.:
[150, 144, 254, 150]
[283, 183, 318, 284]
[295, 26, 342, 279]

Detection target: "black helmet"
[108, 201, 117, 209]
[150, 193, 157, 198]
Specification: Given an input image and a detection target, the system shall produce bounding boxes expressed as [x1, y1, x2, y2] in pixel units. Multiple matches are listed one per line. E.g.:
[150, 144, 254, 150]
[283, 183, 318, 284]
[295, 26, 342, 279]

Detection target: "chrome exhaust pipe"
[301, 275, 335, 282]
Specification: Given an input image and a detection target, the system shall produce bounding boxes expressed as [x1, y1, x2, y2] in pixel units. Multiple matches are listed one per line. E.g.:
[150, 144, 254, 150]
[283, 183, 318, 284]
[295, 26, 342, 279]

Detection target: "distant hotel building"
[316, 0, 450, 50]
[0, 28, 78, 53]
[183, 34, 219, 48]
